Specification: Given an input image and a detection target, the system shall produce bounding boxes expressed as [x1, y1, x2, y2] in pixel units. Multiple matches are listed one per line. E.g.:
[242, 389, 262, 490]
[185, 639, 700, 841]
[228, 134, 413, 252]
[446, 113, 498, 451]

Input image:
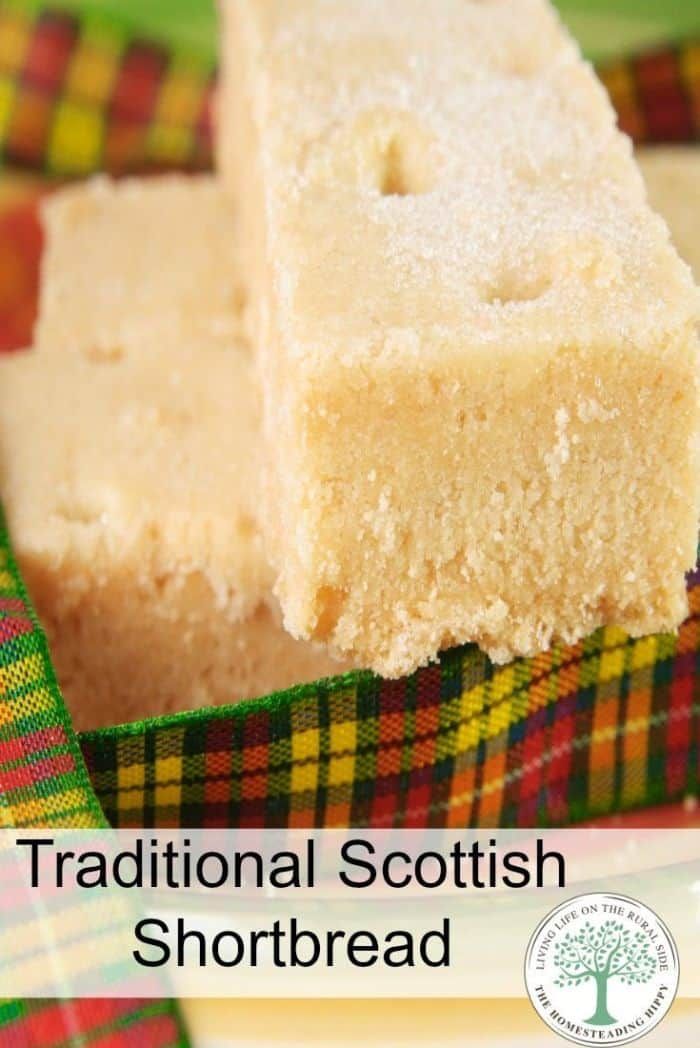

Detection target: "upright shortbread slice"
[638, 148, 700, 279]
[219, 0, 700, 677]
[36, 175, 246, 359]
[0, 177, 342, 731]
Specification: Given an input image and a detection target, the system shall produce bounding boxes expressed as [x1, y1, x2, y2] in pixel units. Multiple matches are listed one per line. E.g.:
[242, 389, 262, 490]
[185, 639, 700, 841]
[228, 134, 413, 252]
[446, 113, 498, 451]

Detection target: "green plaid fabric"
[0, 3, 699, 1045]
[0, 504, 104, 830]
[0, 1001, 189, 1048]
[79, 615, 700, 831]
[0, 1, 213, 176]
[0, 508, 189, 1046]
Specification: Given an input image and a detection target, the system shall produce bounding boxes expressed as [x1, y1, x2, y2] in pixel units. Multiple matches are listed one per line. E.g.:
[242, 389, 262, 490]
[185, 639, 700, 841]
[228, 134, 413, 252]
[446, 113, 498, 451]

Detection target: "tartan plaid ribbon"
[79, 599, 700, 832]
[0, 2, 213, 176]
[600, 39, 700, 143]
[0, 2, 697, 181]
[0, 509, 189, 1045]
[0, 505, 103, 831]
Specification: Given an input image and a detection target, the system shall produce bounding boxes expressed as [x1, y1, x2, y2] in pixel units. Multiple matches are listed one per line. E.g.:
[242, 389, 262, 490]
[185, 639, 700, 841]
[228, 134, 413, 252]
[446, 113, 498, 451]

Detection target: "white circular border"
[524, 892, 680, 1047]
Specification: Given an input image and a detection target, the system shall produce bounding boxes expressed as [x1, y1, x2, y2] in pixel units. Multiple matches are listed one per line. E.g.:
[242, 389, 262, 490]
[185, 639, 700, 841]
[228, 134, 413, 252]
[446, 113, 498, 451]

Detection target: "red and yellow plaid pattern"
[0, 2, 698, 183]
[600, 38, 700, 142]
[0, 502, 103, 830]
[0, 4, 699, 1045]
[0, 176, 42, 353]
[0, 505, 189, 1044]
[79, 601, 700, 831]
[0, 2, 213, 175]
[0, 1000, 187, 1048]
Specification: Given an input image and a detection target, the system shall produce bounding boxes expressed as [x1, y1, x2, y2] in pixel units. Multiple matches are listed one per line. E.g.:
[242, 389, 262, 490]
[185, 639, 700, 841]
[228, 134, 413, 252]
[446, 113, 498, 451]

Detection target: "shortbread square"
[219, 0, 700, 677]
[0, 177, 341, 730]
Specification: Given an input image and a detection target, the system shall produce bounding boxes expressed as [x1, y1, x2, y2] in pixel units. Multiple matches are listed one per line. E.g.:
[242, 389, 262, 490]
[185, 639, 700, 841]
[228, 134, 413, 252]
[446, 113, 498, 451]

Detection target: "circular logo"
[524, 893, 679, 1045]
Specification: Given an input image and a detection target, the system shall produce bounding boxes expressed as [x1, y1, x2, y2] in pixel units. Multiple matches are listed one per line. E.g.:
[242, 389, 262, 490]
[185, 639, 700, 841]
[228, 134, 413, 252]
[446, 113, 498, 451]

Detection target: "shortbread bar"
[0, 178, 342, 731]
[638, 148, 700, 279]
[219, 0, 700, 676]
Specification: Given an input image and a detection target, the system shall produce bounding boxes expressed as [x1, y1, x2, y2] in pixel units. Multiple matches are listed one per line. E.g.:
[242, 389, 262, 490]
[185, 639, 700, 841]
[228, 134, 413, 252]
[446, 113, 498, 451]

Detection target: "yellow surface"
[183, 998, 700, 1047]
[220, 0, 699, 679]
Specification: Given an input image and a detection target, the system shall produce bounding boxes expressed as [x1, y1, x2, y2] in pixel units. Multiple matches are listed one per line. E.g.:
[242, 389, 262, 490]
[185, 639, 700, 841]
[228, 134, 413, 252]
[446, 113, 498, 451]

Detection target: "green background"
[12, 0, 700, 63]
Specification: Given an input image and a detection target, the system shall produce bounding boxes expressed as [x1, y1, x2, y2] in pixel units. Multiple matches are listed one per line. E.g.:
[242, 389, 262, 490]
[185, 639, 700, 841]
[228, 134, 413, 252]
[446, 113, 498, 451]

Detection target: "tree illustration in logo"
[553, 918, 657, 1026]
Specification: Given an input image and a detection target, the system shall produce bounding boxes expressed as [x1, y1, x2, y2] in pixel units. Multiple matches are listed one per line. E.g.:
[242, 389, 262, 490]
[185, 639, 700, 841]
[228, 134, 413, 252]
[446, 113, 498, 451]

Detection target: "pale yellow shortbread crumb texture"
[220, 0, 700, 677]
[0, 176, 343, 729]
[638, 147, 700, 280]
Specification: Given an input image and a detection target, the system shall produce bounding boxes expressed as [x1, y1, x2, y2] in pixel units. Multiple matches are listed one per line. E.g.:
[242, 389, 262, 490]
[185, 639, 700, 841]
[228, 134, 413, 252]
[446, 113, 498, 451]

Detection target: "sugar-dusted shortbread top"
[241, 0, 698, 369]
[37, 175, 246, 359]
